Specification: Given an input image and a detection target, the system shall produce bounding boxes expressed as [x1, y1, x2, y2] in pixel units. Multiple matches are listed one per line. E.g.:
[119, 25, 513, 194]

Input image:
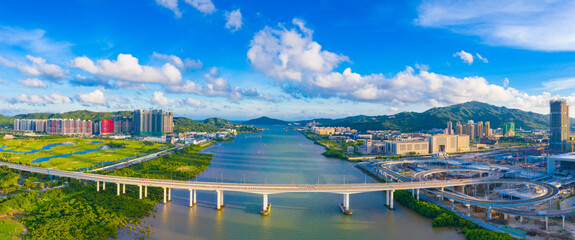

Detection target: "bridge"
[0, 161, 557, 217]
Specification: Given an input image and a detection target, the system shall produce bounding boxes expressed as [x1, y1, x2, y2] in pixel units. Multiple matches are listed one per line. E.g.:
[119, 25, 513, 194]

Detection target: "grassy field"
[0, 219, 25, 240]
[0, 136, 168, 171]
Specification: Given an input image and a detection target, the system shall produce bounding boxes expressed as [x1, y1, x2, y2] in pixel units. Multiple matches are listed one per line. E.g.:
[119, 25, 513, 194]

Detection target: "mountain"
[300, 101, 551, 132]
[201, 118, 236, 129]
[243, 116, 288, 125]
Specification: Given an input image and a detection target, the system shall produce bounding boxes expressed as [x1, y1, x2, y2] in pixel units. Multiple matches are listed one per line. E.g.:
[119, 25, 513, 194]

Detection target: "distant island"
[243, 116, 289, 125]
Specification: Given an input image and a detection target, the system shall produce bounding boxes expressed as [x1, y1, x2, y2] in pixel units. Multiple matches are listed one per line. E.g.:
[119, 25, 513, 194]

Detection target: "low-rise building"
[384, 139, 429, 155]
[428, 134, 470, 153]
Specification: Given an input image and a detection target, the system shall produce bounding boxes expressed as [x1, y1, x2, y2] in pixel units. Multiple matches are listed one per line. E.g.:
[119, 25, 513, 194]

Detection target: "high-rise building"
[455, 121, 463, 135]
[46, 119, 92, 136]
[99, 120, 115, 136]
[475, 121, 483, 139]
[466, 120, 475, 139]
[484, 121, 491, 137]
[446, 121, 453, 135]
[503, 122, 515, 137]
[111, 116, 133, 134]
[550, 99, 570, 152]
[134, 109, 174, 136]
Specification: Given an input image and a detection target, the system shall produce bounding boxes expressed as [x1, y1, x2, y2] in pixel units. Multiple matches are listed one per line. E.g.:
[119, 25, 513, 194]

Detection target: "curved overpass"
[375, 162, 567, 217]
[413, 169, 504, 182]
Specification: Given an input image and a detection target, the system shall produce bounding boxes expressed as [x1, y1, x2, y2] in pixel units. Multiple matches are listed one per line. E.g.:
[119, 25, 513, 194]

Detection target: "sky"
[1, 0, 575, 120]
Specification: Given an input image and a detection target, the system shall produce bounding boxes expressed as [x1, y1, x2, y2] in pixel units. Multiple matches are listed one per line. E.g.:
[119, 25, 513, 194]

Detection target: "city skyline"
[1, 1, 575, 120]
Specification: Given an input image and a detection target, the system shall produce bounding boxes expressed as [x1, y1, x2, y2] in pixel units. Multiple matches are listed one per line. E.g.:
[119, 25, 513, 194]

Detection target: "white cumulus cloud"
[152, 52, 203, 71]
[225, 9, 243, 32]
[247, 18, 567, 111]
[71, 54, 182, 87]
[151, 91, 170, 106]
[0, 55, 66, 80]
[416, 0, 575, 51]
[11, 93, 71, 105]
[185, 0, 216, 14]
[177, 97, 207, 108]
[476, 53, 488, 63]
[453, 50, 474, 65]
[248, 18, 349, 82]
[18, 78, 46, 88]
[77, 89, 107, 105]
[155, 0, 181, 18]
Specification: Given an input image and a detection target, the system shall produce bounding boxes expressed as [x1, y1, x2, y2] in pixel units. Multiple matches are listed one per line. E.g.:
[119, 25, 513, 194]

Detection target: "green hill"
[243, 116, 288, 125]
[302, 101, 550, 132]
[173, 117, 220, 133]
[201, 118, 235, 129]
[14, 110, 133, 122]
[0, 114, 14, 127]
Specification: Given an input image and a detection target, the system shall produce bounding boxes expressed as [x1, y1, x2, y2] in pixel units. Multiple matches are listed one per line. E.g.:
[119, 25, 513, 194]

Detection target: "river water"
[117, 126, 463, 240]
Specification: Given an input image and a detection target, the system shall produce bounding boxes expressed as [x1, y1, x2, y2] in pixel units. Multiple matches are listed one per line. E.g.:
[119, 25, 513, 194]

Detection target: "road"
[0, 161, 546, 196]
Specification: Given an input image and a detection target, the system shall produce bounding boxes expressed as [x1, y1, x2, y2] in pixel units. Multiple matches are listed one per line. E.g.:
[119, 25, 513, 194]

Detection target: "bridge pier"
[261, 193, 271, 215]
[520, 216, 523, 223]
[545, 216, 548, 231]
[416, 189, 420, 201]
[97, 181, 99, 192]
[450, 199, 454, 209]
[474, 184, 477, 197]
[103, 182, 105, 190]
[339, 193, 352, 215]
[386, 190, 390, 206]
[548, 199, 552, 211]
[216, 190, 224, 210]
[163, 187, 167, 204]
[117, 183, 120, 196]
[465, 204, 470, 216]
[139, 185, 142, 199]
[123, 184, 126, 194]
[168, 188, 172, 202]
[189, 189, 196, 207]
[440, 187, 444, 201]
[563, 215, 565, 229]
[390, 190, 395, 210]
[144, 186, 148, 198]
[487, 206, 492, 220]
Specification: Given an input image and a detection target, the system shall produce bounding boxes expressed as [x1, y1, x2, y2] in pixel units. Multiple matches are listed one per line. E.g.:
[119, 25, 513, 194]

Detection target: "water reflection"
[117, 127, 464, 240]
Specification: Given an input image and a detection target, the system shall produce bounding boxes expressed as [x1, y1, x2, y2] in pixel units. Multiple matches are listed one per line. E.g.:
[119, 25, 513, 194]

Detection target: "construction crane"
[537, 147, 546, 167]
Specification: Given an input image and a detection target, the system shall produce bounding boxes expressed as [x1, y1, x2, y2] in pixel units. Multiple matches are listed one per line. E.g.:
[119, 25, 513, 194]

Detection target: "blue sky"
[1, 0, 575, 120]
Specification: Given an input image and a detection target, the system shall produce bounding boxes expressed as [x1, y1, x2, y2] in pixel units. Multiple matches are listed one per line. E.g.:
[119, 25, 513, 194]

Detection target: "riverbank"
[106, 143, 214, 180]
[0, 141, 216, 239]
[0, 136, 167, 170]
[299, 131, 349, 160]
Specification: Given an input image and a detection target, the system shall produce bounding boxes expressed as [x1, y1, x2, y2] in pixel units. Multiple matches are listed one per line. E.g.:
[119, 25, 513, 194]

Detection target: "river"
[117, 126, 463, 240]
